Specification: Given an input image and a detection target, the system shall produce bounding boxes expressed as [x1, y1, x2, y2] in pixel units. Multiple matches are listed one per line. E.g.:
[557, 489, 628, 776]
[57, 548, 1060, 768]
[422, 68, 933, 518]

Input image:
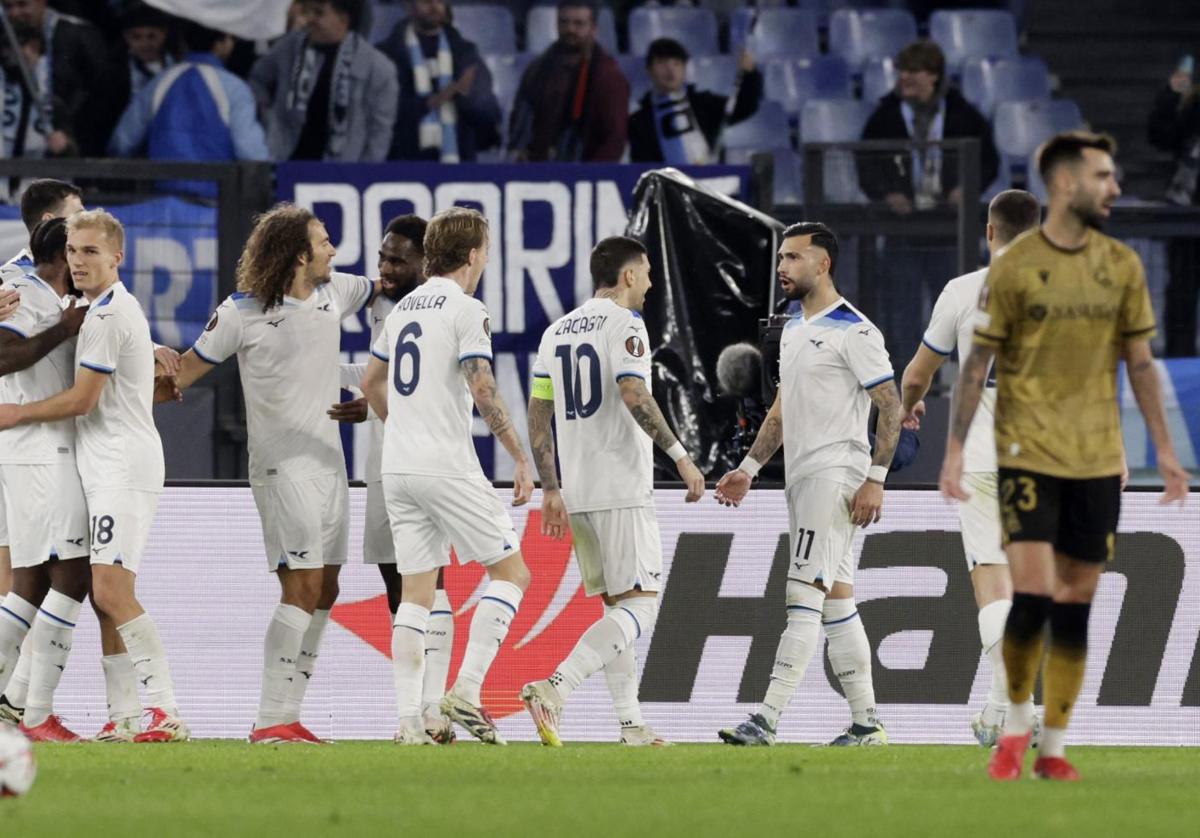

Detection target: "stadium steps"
[1025, 0, 1200, 199]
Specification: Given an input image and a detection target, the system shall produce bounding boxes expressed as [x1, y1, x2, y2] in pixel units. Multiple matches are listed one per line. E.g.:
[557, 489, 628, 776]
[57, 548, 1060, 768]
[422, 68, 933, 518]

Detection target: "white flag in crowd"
[145, 0, 293, 42]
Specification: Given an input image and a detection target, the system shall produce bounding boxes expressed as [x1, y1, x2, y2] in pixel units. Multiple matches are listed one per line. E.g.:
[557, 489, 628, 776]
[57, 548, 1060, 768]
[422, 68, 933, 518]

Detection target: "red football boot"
[249, 722, 314, 744]
[286, 721, 332, 744]
[1033, 756, 1081, 781]
[987, 732, 1032, 781]
[20, 715, 82, 743]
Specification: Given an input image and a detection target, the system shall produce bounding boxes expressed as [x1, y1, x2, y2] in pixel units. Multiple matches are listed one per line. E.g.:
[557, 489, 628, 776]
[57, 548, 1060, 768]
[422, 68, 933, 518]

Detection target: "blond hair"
[423, 207, 488, 277]
[66, 208, 125, 252]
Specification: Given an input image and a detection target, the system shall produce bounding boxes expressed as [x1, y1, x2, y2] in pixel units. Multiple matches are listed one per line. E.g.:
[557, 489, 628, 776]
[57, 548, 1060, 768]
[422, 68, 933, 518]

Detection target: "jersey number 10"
[555, 343, 602, 420]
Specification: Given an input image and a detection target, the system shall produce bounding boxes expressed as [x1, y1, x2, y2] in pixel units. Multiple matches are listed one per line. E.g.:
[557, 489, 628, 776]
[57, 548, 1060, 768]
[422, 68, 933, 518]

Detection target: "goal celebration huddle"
[0, 131, 1190, 782]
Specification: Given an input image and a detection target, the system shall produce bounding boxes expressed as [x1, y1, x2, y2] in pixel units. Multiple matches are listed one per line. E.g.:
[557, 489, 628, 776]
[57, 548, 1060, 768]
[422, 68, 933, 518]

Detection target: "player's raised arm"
[617, 375, 704, 503]
[0, 297, 85, 376]
[462, 356, 534, 506]
[1122, 339, 1190, 503]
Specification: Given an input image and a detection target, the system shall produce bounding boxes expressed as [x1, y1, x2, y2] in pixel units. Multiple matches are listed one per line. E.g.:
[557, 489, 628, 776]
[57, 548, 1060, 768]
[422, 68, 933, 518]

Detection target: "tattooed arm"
[713, 387, 783, 508]
[619, 375, 704, 501]
[939, 342, 995, 500]
[462, 356, 533, 505]
[867, 379, 902, 470]
[1124, 339, 1190, 502]
[526, 393, 559, 492]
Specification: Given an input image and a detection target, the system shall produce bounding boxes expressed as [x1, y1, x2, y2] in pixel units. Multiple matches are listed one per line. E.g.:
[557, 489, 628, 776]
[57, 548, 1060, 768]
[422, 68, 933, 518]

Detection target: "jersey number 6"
[393, 322, 422, 396]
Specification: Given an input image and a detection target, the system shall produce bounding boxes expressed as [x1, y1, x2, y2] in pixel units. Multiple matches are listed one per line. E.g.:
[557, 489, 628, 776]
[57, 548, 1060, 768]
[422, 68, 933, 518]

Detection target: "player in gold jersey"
[940, 131, 1190, 782]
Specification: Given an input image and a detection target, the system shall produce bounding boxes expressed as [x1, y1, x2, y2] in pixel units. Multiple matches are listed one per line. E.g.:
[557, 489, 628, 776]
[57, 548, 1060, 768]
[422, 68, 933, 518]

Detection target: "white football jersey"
[532, 297, 654, 513]
[0, 270, 78, 465]
[0, 249, 33, 285]
[371, 277, 492, 478]
[74, 281, 164, 493]
[779, 298, 894, 487]
[192, 272, 372, 486]
[362, 294, 397, 484]
[922, 268, 996, 473]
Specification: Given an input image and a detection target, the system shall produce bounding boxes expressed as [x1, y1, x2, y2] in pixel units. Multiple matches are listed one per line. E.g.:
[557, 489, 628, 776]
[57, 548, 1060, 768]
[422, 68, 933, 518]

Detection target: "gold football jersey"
[973, 229, 1156, 479]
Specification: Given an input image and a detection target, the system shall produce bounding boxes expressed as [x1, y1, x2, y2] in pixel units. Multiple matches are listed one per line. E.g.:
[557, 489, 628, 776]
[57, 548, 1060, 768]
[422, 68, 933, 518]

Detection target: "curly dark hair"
[236, 203, 316, 312]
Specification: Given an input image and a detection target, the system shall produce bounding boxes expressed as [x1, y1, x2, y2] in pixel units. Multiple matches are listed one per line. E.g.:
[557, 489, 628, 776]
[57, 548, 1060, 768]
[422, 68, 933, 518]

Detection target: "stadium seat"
[828, 9, 918, 72]
[771, 147, 805, 204]
[862, 56, 897, 103]
[451, 4, 516, 55]
[368, 2, 405, 44]
[799, 99, 873, 203]
[792, 56, 854, 107]
[744, 9, 820, 61]
[484, 53, 534, 123]
[690, 54, 737, 96]
[618, 54, 652, 104]
[628, 7, 719, 59]
[961, 56, 1051, 117]
[762, 59, 799, 115]
[722, 100, 792, 161]
[929, 9, 1019, 71]
[993, 99, 1082, 158]
[525, 4, 618, 55]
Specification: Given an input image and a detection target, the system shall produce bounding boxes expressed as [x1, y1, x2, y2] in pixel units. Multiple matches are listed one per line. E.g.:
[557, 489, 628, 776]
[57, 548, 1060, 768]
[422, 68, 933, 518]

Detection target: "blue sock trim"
[618, 606, 643, 639]
[481, 595, 517, 616]
[0, 606, 31, 630]
[787, 605, 823, 616]
[429, 610, 453, 617]
[393, 624, 425, 636]
[37, 609, 76, 629]
[822, 611, 859, 627]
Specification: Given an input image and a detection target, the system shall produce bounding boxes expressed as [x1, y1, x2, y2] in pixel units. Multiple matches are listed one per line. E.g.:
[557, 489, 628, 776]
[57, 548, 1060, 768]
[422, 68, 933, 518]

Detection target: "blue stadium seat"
[618, 54, 652, 104]
[690, 55, 737, 96]
[961, 56, 1051, 117]
[862, 57, 897, 103]
[762, 59, 799, 114]
[993, 99, 1082, 158]
[792, 56, 853, 108]
[628, 7, 719, 59]
[722, 100, 792, 160]
[771, 148, 805, 204]
[525, 4, 618, 55]
[745, 9, 820, 61]
[930, 9, 1018, 71]
[452, 4, 516, 55]
[484, 53, 534, 122]
[828, 9, 918, 72]
[799, 99, 873, 203]
[369, 2, 405, 44]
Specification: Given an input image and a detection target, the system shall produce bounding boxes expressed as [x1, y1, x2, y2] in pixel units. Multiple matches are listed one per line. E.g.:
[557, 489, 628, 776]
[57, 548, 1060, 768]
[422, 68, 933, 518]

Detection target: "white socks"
[117, 613, 178, 716]
[24, 591, 83, 728]
[823, 597, 879, 728]
[1004, 699, 1035, 736]
[453, 580, 524, 706]
[551, 597, 657, 701]
[392, 602, 429, 728]
[0, 594, 35, 694]
[284, 608, 329, 722]
[257, 603, 310, 729]
[101, 653, 141, 723]
[978, 599, 1012, 725]
[422, 590, 454, 719]
[1041, 727, 1066, 758]
[603, 605, 644, 730]
[760, 582, 824, 730]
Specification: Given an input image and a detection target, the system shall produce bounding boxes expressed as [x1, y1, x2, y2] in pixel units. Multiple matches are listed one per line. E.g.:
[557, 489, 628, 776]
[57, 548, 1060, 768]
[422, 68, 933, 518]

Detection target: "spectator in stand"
[629, 38, 762, 165]
[114, 2, 176, 108]
[108, 21, 268, 164]
[1, 0, 112, 156]
[250, 0, 398, 161]
[508, 0, 628, 162]
[377, 0, 501, 163]
[857, 39, 999, 365]
[1148, 61, 1200, 356]
[0, 24, 58, 164]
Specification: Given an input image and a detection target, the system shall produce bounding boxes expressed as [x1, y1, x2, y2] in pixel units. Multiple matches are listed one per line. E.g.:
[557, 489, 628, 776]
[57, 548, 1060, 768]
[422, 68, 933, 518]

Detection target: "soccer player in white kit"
[0, 210, 188, 743]
[518, 236, 705, 747]
[361, 207, 534, 745]
[331, 214, 457, 743]
[0, 218, 89, 741]
[900, 190, 1042, 747]
[172, 203, 377, 744]
[715, 222, 902, 747]
[0, 180, 83, 608]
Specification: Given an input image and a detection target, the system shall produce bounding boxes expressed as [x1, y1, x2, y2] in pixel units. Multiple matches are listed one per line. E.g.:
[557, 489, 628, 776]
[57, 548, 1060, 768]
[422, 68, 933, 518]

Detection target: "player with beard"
[942, 131, 1190, 781]
[716, 222, 902, 747]
[331, 214, 457, 742]
[170, 203, 378, 743]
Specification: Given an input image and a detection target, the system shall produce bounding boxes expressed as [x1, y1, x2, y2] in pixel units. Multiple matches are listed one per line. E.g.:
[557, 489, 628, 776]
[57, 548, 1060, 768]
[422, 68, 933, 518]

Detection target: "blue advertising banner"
[275, 162, 748, 479]
[0, 197, 217, 349]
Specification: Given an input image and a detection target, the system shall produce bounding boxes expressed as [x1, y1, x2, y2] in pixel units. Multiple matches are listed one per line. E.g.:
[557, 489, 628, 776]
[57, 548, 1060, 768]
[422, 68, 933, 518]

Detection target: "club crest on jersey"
[204, 311, 218, 331]
[625, 335, 645, 357]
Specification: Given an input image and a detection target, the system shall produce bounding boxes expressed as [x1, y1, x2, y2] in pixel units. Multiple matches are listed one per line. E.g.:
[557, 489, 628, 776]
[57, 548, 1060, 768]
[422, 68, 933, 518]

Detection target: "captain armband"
[531, 375, 555, 401]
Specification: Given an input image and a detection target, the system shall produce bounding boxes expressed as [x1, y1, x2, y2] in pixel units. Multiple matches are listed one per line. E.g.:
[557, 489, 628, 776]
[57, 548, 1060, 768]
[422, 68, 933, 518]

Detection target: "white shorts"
[383, 473, 518, 575]
[785, 477, 858, 590]
[961, 472, 1007, 570]
[1, 462, 90, 569]
[569, 506, 663, 597]
[362, 480, 394, 564]
[0, 471, 7, 546]
[86, 489, 160, 574]
[252, 474, 349, 572]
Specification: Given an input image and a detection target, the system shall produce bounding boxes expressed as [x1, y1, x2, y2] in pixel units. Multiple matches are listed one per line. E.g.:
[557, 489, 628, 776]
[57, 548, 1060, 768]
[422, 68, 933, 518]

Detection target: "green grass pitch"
[4, 742, 1199, 837]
